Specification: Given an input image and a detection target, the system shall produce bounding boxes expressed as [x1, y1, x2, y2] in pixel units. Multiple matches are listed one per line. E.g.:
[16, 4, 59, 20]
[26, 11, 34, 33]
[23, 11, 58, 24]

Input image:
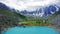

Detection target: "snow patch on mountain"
[20, 5, 59, 17]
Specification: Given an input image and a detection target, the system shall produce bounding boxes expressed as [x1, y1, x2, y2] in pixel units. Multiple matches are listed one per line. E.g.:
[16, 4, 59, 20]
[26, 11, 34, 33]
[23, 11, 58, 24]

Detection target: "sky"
[0, 0, 60, 11]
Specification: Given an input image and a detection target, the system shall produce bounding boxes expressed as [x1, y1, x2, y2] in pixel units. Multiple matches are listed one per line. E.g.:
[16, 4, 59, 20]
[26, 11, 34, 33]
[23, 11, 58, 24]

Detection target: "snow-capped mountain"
[0, 3, 60, 17]
[20, 5, 59, 17]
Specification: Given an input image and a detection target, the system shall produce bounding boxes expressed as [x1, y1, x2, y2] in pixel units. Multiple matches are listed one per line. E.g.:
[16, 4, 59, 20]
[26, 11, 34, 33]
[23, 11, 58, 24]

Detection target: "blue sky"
[0, 0, 60, 11]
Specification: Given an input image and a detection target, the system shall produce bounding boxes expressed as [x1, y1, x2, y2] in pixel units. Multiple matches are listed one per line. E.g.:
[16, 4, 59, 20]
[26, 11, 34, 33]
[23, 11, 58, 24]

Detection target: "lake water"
[3, 26, 59, 34]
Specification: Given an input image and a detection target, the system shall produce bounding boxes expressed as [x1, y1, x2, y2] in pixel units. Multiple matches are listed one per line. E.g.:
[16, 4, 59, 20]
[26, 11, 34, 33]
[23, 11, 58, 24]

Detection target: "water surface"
[3, 26, 59, 34]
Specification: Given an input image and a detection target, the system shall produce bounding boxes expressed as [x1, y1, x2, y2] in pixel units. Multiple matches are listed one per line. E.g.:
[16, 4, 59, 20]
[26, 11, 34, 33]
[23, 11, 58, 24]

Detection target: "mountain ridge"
[0, 2, 60, 18]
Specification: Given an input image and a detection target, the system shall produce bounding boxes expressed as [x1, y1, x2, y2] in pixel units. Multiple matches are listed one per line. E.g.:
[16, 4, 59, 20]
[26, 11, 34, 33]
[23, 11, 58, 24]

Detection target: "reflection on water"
[3, 26, 59, 34]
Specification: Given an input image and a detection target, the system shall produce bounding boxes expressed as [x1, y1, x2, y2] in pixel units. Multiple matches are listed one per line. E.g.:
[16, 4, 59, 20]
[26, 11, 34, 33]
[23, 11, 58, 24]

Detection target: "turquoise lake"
[3, 26, 59, 34]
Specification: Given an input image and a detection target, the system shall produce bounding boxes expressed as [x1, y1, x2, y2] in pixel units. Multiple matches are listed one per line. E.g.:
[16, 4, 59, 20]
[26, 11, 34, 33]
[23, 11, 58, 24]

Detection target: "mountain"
[40, 8, 60, 27]
[0, 2, 60, 27]
[0, 3, 23, 26]
[0, 3, 60, 18]
[0, 3, 9, 10]
[20, 5, 60, 17]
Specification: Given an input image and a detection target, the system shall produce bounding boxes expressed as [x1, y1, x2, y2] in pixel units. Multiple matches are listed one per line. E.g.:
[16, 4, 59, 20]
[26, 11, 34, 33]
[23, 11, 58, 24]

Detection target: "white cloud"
[0, 0, 60, 11]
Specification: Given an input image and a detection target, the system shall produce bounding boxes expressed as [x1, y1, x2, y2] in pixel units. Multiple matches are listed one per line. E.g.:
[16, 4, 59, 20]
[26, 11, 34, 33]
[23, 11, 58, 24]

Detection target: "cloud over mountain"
[0, 0, 60, 11]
